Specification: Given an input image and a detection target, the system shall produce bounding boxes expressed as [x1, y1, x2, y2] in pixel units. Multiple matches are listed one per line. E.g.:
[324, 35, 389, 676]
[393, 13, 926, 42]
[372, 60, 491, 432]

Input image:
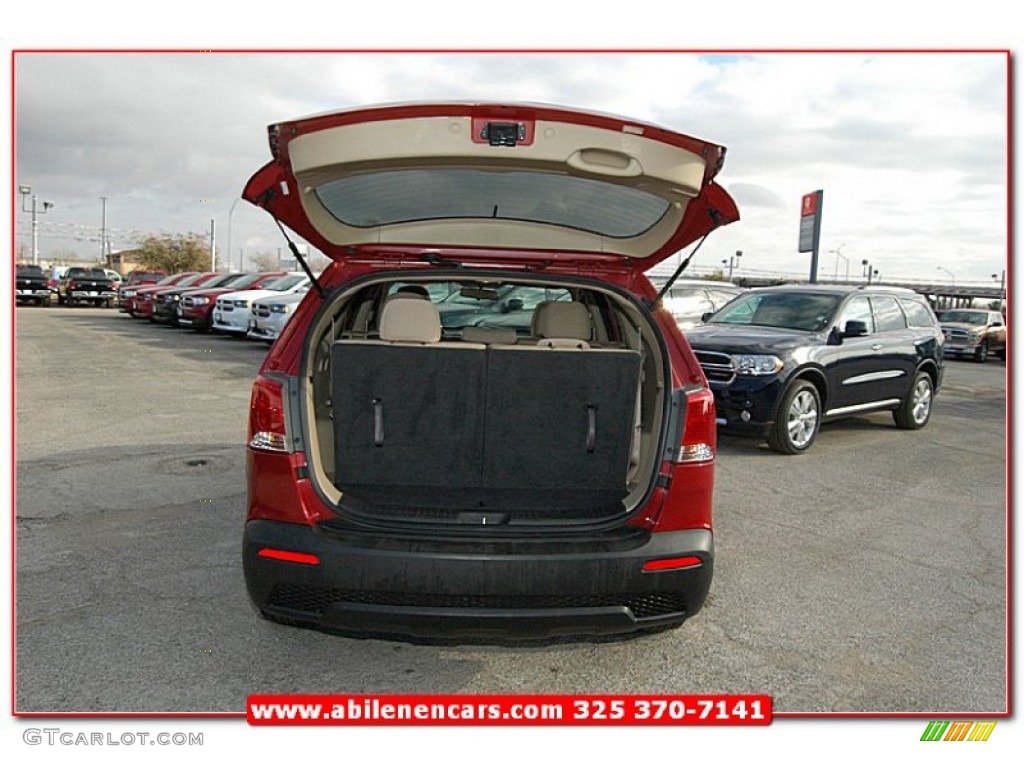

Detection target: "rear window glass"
[315, 169, 671, 239]
[384, 280, 572, 334]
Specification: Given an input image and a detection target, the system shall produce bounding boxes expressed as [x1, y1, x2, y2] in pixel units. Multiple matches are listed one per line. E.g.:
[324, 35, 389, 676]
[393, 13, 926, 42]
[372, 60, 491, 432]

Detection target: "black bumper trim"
[243, 519, 713, 641]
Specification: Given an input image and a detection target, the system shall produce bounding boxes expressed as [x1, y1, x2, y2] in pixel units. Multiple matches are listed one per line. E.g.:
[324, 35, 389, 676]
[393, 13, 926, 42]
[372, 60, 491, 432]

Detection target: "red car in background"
[123, 269, 168, 285]
[177, 272, 288, 331]
[132, 272, 216, 320]
[119, 270, 187, 314]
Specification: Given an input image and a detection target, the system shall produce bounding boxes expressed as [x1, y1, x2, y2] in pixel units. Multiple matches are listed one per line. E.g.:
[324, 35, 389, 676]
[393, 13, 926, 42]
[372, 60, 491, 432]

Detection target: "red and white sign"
[801, 192, 818, 217]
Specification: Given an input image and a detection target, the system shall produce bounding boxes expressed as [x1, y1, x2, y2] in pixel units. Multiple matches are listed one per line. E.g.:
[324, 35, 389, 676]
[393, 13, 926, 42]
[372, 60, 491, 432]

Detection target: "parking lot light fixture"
[992, 271, 1006, 307]
[937, 266, 956, 286]
[19, 184, 54, 266]
[721, 249, 742, 281]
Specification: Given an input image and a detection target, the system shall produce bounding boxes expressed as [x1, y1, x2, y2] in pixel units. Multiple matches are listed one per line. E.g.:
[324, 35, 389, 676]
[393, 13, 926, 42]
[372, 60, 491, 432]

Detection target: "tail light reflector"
[257, 548, 319, 565]
[643, 556, 703, 572]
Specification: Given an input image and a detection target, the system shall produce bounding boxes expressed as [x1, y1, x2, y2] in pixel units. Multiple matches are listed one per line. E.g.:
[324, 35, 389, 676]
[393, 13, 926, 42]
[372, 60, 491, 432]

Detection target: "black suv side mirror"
[701, 311, 714, 323]
[841, 319, 869, 338]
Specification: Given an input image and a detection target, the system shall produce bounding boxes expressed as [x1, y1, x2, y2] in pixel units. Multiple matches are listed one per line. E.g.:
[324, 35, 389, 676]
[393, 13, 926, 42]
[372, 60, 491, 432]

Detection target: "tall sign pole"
[798, 190, 824, 283]
[209, 218, 216, 271]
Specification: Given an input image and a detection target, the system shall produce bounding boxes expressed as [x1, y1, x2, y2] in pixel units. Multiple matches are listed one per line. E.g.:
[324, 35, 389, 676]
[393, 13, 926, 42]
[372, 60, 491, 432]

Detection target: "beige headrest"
[380, 296, 441, 343]
[532, 301, 592, 340]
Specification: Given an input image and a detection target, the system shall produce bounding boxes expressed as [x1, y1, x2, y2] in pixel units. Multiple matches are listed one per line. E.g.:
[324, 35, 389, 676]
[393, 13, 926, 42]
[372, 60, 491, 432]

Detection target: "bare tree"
[249, 252, 279, 271]
[137, 233, 210, 273]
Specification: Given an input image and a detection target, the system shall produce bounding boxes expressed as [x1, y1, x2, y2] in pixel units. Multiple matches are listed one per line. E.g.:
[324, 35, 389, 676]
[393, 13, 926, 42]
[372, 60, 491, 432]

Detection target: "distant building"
[107, 249, 146, 275]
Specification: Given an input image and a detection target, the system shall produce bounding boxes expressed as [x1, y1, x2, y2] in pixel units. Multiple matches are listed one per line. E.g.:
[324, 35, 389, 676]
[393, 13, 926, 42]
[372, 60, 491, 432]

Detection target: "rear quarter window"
[899, 298, 939, 328]
[871, 296, 909, 332]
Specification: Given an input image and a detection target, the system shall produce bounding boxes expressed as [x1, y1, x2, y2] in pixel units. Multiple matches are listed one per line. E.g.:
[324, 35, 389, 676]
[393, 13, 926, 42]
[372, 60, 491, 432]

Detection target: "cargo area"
[302, 275, 670, 529]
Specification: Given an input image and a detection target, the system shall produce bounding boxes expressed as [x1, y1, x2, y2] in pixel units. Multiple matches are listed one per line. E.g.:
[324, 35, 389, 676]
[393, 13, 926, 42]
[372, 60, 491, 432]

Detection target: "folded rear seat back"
[329, 295, 643, 518]
[482, 345, 642, 507]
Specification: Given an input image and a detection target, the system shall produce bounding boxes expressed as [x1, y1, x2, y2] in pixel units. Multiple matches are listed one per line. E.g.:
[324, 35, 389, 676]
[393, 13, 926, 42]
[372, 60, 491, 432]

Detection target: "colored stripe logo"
[921, 721, 996, 741]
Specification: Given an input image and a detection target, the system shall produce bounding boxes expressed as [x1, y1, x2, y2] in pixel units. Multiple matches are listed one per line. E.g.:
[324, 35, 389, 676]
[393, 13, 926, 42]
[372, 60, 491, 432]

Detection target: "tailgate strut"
[650, 231, 711, 309]
[272, 218, 326, 299]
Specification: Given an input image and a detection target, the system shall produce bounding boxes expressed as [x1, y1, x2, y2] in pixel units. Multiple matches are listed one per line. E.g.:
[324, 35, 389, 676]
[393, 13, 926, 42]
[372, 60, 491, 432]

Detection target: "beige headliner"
[288, 116, 708, 259]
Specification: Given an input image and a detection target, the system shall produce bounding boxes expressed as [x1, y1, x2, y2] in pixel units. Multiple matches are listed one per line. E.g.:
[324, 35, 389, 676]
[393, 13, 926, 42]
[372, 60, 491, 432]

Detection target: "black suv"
[685, 284, 945, 454]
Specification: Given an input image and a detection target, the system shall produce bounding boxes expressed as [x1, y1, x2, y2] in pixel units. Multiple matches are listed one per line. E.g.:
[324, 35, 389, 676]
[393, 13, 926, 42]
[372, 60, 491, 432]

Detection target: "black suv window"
[899, 298, 938, 328]
[837, 295, 875, 333]
[871, 296, 908, 332]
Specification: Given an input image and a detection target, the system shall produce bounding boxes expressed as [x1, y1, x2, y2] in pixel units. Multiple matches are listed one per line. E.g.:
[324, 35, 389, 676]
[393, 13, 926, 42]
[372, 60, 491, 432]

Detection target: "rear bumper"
[243, 519, 713, 641]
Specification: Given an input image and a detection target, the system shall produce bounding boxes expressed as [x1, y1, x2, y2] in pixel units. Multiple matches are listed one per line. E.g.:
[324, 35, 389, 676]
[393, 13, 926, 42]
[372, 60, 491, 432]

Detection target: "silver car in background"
[660, 279, 745, 330]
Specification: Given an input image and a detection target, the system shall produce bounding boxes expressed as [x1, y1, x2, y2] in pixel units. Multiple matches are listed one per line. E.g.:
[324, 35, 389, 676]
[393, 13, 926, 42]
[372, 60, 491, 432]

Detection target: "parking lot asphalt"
[13, 306, 1008, 714]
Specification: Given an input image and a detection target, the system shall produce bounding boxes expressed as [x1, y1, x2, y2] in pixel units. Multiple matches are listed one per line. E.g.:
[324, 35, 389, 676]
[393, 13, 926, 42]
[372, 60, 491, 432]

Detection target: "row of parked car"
[117, 269, 311, 342]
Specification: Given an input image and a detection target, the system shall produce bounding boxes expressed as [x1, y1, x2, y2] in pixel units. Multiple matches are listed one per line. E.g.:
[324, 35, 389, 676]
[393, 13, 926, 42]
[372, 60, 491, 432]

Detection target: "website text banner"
[247, 694, 773, 726]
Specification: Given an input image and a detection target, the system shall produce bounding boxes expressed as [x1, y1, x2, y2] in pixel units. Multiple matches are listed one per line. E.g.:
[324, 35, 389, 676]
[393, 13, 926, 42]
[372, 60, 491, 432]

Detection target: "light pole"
[992, 270, 1006, 309]
[861, 259, 872, 285]
[829, 244, 849, 282]
[100, 196, 108, 266]
[722, 249, 742, 281]
[936, 266, 955, 286]
[209, 218, 216, 272]
[227, 197, 242, 272]
[19, 184, 54, 266]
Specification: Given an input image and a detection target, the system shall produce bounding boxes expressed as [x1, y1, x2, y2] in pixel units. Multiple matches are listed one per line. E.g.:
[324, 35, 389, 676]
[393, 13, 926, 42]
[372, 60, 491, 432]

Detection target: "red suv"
[241, 103, 738, 641]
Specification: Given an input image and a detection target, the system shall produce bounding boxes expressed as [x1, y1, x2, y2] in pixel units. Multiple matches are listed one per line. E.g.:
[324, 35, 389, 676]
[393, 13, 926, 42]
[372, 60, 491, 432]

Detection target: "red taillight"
[678, 386, 717, 463]
[248, 375, 290, 452]
[68, 281, 77, 290]
[646, 386, 716, 533]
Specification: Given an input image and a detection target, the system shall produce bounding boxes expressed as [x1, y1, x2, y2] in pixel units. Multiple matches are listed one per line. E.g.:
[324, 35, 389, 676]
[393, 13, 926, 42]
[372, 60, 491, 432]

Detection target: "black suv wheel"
[893, 371, 933, 429]
[768, 380, 821, 454]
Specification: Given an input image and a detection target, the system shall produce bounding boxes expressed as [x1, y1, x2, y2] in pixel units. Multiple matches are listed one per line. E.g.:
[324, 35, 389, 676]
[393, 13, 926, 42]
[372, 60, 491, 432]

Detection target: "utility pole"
[100, 196, 108, 266]
[19, 185, 54, 266]
[830, 244, 848, 282]
[209, 218, 216, 271]
[227, 198, 241, 272]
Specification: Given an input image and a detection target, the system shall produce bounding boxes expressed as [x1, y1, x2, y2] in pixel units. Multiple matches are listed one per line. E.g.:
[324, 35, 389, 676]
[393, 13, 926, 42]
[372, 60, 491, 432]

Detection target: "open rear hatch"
[243, 102, 738, 272]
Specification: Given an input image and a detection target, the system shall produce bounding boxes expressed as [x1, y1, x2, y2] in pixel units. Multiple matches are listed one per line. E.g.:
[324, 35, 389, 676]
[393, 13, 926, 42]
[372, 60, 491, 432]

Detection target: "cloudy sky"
[11, 50, 1008, 286]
